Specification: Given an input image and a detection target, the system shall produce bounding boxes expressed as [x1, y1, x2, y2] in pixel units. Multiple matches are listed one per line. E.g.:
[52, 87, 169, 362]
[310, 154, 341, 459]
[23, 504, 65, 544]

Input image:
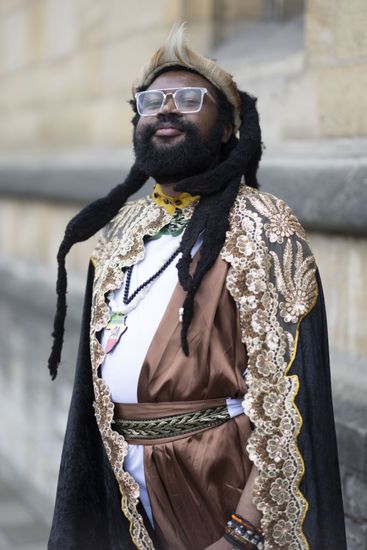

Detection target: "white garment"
[101, 233, 244, 403]
[101, 233, 186, 403]
[101, 232, 245, 525]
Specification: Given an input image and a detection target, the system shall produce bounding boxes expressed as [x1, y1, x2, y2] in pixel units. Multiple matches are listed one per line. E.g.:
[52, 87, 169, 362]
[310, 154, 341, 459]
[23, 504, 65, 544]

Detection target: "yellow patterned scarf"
[152, 184, 200, 215]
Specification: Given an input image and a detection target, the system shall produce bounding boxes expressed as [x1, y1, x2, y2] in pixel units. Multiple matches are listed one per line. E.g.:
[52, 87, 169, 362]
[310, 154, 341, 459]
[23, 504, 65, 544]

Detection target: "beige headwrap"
[133, 23, 241, 132]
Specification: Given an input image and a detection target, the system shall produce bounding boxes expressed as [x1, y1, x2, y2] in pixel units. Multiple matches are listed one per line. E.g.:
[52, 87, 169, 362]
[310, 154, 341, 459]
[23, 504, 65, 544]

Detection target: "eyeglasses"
[135, 87, 214, 116]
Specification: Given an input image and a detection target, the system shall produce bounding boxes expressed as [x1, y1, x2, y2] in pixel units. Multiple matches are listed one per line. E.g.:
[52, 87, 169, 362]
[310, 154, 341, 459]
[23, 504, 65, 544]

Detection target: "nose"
[159, 93, 181, 115]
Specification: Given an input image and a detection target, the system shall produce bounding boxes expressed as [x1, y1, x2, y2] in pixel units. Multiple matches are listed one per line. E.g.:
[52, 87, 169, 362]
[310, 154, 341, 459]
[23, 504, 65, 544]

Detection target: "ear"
[221, 121, 233, 144]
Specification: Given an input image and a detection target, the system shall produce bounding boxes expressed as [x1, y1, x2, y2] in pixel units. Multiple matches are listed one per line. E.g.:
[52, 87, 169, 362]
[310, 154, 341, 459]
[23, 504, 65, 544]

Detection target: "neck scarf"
[152, 184, 200, 215]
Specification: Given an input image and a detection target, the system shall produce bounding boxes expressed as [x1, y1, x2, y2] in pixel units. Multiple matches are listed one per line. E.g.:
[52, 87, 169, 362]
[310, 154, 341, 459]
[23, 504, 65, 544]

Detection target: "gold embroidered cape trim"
[90, 197, 195, 549]
[90, 186, 318, 550]
[220, 188, 317, 549]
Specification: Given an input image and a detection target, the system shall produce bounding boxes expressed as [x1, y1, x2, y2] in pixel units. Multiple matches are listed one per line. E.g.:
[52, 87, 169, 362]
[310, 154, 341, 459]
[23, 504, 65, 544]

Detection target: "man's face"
[133, 70, 232, 183]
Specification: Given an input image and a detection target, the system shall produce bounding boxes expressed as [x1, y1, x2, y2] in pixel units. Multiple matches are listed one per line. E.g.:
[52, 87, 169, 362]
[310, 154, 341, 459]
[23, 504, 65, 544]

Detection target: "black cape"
[48, 265, 347, 550]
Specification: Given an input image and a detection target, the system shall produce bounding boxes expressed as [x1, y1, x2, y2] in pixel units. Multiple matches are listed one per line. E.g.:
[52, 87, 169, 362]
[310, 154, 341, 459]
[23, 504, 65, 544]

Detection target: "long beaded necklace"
[123, 246, 181, 308]
[104, 241, 182, 354]
[103, 197, 196, 354]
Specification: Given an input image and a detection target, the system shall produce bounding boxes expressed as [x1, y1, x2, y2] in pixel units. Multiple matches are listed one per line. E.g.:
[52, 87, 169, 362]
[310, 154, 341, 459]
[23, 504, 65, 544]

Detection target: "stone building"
[0, 0, 366, 548]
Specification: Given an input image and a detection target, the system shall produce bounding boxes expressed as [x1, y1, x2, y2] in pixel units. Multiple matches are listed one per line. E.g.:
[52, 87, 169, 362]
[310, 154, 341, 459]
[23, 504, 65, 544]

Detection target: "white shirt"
[101, 231, 244, 524]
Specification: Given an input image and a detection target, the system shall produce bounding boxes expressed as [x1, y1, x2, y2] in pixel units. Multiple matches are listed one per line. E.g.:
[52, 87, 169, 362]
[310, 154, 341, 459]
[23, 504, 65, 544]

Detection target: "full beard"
[133, 115, 224, 184]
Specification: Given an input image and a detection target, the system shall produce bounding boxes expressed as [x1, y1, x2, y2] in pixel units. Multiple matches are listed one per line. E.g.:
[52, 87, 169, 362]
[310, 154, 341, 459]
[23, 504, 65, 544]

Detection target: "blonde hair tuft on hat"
[133, 23, 241, 131]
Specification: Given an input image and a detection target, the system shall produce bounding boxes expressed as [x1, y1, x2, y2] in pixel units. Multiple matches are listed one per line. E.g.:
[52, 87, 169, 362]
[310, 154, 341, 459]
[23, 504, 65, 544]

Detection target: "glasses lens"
[137, 90, 164, 115]
[175, 88, 203, 113]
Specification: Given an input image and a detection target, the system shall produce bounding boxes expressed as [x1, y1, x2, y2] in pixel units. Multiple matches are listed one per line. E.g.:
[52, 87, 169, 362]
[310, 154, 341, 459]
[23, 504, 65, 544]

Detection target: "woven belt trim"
[112, 405, 231, 440]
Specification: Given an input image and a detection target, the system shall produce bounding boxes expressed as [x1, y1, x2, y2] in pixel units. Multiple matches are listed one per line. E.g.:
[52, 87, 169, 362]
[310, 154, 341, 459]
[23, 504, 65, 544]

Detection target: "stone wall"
[335, 398, 367, 550]
[0, 262, 79, 511]
[0, 0, 366, 547]
[283, 0, 367, 139]
[0, 0, 307, 152]
[0, 0, 183, 149]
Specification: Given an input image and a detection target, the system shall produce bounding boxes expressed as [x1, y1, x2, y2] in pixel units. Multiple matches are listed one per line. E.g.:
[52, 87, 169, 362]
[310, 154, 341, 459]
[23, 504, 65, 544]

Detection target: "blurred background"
[0, 1, 366, 549]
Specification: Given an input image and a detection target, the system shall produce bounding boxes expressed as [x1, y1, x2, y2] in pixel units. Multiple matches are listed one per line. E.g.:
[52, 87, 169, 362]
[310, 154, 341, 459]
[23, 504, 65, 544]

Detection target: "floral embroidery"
[246, 268, 267, 294]
[251, 310, 270, 334]
[270, 478, 290, 505]
[263, 392, 284, 419]
[271, 241, 317, 324]
[267, 436, 288, 463]
[247, 192, 307, 244]
[90, 197, 176, 549]
[273, 519, 294, 546]
[90, 185, 317, 550]
[286, 500, 300, 521]
[221, 185, 317, 550]
[256, 351, 277, 377]
[90, 198, 199, 549]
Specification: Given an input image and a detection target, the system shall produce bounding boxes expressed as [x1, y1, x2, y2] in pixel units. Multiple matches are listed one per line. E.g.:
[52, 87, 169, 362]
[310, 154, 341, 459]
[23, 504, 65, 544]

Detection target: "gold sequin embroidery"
[221, 186, 317, 550]
[90, 197, 196, 549]
[90, 186, 318, 550]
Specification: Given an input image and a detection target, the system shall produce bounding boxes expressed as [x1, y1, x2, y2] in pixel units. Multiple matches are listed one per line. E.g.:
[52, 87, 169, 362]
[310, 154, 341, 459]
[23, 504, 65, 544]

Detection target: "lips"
[152, 123, 184, 138]
[154, 127, 183, 137]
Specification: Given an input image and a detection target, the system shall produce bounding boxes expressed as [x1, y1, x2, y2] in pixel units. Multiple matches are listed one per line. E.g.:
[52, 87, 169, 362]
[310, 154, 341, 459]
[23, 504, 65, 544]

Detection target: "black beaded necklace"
[123, 247, 181, 305]
[104, 243, 183, 355]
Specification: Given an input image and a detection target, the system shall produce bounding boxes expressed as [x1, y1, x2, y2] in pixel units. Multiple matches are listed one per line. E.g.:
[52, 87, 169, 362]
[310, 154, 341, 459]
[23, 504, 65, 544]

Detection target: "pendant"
[104, 312, 128, 354]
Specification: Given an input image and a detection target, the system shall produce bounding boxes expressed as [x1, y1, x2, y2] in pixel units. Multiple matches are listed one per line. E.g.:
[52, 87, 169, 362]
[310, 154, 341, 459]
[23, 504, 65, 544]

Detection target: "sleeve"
[48, 261, 136, 550]
[291, 270, 347, 550]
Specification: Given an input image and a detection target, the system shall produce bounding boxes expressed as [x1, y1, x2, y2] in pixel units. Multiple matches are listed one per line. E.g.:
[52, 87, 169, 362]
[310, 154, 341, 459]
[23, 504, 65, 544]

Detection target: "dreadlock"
[174, 90, 261, 353]
[48, 82, 261, 379]
[48, 165, 149, 380]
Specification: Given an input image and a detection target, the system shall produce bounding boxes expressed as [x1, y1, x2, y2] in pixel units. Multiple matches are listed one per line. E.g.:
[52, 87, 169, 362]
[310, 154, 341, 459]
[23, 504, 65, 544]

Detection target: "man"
[48, 25, 346, 550]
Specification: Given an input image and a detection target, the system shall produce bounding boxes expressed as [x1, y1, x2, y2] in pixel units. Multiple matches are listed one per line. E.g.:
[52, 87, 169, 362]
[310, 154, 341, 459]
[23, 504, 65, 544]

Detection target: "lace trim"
[90, 197, 195, 549]
[90, 186, 318, 549]
[220, 186, 317, 549]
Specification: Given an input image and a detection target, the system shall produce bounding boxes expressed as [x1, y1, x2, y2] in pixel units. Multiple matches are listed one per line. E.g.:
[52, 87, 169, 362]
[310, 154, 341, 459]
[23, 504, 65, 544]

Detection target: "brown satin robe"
[115, 256, 253, 550]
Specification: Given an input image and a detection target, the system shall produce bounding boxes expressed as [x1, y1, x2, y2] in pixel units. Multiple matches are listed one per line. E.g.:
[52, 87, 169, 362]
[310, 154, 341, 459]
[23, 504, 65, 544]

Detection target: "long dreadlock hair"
[48, 76, 262, 380]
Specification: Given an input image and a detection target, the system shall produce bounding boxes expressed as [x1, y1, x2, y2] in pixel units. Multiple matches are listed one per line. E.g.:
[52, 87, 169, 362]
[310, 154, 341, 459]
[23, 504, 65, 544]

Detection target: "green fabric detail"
[145, 209, 189, 241]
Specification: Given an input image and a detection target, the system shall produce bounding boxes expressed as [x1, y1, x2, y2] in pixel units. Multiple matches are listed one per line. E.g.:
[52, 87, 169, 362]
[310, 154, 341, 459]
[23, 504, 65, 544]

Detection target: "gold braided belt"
[113, 406, 230, 440]
[112, 398, 239, 444]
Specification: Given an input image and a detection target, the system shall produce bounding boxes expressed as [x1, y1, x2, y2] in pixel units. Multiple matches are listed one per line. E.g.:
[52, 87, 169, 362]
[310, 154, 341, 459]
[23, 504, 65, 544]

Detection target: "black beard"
[133, 114, 224, 184]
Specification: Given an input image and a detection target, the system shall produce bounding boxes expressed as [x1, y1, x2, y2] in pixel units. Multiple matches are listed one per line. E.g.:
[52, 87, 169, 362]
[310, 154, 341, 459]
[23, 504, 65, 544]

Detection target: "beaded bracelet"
[223, 513, 264, 550]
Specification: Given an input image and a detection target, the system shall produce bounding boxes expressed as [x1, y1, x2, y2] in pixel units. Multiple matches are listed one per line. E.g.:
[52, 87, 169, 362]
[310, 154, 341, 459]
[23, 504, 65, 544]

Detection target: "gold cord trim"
[285, 288, 319, 550]
[113, 405, 230, 440]
[221, 186, 318, 549]
[90, 196, 196, 549]
[90, 187, 318, 549]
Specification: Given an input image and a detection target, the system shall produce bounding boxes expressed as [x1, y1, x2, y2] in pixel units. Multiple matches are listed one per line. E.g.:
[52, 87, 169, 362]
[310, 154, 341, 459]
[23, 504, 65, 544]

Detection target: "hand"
[204, 536, 233, 550]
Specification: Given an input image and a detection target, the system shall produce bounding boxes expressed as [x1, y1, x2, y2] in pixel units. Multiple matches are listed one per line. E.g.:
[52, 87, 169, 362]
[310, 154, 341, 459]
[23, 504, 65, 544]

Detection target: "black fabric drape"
[48, 263, 150, 549]
[48, 265, 346, 549]
[294, 271, 347, 549]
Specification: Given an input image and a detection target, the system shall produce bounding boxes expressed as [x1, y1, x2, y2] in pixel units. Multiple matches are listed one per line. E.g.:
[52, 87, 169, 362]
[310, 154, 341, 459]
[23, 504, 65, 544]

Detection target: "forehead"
[147, 70, 216, 94]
